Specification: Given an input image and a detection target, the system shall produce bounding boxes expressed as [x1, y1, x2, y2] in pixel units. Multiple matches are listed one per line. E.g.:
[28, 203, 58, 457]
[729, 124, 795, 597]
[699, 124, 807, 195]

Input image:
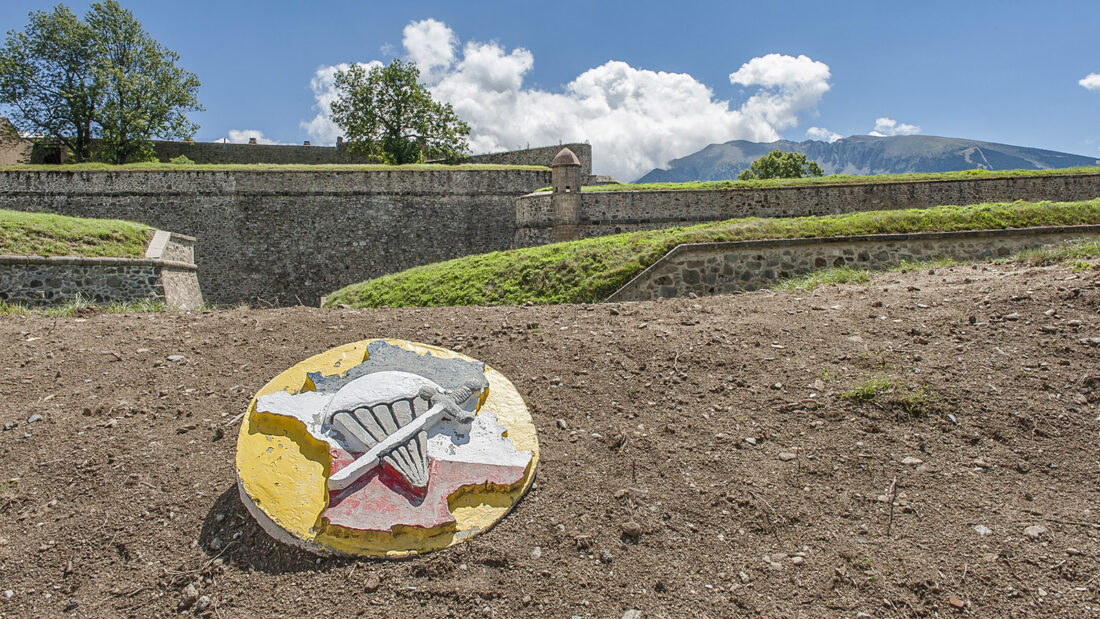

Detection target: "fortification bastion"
[0, 167, 550, 305]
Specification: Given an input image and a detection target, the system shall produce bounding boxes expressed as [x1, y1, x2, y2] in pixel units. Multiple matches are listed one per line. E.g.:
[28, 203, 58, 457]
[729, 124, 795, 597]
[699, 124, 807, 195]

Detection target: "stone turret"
[550, 148, 583, 242]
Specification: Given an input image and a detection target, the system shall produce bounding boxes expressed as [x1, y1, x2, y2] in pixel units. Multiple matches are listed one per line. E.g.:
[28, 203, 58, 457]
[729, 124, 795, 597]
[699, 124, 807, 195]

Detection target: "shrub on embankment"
[324, 198, 1100, 308]
[0, 209, 150, 257]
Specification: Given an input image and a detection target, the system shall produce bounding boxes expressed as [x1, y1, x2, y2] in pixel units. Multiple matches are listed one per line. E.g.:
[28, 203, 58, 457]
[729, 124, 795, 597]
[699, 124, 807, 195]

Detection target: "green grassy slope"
[324, 199, 1100, 308]
[0, 209, 151, 257]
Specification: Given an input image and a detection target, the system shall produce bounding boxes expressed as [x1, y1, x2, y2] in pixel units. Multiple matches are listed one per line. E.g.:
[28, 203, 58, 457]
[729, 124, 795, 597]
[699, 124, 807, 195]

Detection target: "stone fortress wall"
[0, 230, 202, 308]
[148, 140, 367, 165]
[464, 143, 592, 178]
[4, 143, 1100, 306]
[0, 168, 550, 306]
[606, 225, 1100, 302]
[518, 171, 1100, 246]
[26, 136, 592, 171]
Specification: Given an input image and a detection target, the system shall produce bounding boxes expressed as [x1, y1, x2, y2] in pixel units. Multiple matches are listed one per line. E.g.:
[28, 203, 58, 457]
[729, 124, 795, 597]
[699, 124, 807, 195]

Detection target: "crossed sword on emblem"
[326, 382, 480, 492]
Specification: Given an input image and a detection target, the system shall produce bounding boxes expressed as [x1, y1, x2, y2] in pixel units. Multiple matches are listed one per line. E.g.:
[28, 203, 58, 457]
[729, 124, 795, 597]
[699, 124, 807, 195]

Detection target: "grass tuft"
[842, 376, 941, 420]
[0, 295, 191, 317]
[1006, 239, 1100, 267]
[777, 266, 871, 291]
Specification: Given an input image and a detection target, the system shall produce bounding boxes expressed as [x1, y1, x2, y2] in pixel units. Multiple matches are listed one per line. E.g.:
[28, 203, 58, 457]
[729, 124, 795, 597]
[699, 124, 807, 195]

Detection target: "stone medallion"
[235, 339, 538, 557]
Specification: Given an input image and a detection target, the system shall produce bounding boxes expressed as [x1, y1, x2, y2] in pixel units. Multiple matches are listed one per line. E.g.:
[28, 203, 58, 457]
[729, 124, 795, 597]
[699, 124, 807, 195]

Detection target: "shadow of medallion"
[199, 486, 355, 574]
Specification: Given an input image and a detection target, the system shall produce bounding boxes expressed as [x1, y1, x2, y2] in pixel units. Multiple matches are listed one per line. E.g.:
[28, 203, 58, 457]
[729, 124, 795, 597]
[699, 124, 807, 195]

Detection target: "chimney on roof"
[247, 137, 257, 145]
[303, 141, 311, 146]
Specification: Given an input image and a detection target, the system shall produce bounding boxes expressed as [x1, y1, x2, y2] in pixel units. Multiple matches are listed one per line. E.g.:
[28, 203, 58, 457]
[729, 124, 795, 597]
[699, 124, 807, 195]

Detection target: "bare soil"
[1, 261, 1098, 618]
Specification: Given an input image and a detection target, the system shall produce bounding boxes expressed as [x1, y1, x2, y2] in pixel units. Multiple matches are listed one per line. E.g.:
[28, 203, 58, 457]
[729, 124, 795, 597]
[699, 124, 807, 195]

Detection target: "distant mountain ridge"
[636, 135, 1099, 183]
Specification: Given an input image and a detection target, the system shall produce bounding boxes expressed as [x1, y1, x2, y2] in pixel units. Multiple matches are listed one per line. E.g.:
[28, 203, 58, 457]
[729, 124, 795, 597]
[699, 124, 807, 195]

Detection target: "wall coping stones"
[0, 254, 197, 271]
[606, 224, 1100, 303]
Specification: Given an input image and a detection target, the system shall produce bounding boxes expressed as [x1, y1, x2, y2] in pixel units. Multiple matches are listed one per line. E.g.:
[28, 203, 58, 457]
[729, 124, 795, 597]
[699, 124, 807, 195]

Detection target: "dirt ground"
[1, 260, 1098, 618]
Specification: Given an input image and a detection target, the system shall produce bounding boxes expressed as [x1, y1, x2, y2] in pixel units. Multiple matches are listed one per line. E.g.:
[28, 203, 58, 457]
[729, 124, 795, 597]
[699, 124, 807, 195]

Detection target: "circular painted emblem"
[235, 339, 538, 557]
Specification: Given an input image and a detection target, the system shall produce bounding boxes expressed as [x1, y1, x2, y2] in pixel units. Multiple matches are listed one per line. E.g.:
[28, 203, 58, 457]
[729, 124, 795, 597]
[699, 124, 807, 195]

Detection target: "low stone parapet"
[0, 230, 202, 309]
[606, 225, 1100, 302]
[514, 172, 1100, 248]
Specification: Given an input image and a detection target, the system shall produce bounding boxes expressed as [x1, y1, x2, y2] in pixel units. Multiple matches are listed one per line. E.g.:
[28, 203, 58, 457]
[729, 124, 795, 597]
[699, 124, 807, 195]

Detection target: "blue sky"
[2, 0, 1099, 179]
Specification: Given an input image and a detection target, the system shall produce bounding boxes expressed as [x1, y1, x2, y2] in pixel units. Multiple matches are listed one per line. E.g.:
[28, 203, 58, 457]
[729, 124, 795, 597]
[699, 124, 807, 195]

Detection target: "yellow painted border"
[235, 339, 539, 557]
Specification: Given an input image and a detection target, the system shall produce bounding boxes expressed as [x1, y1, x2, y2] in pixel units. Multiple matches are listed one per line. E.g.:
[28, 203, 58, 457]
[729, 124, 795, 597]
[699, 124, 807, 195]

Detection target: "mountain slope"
[637, 135, 1099, 183]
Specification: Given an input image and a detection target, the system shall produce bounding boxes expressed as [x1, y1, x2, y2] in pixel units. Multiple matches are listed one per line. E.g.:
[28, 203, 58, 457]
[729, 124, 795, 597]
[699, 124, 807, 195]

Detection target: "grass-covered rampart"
[0, 209, 151, 257]
[532, 166, 1100, 193]
[324, 198, 1100, 308]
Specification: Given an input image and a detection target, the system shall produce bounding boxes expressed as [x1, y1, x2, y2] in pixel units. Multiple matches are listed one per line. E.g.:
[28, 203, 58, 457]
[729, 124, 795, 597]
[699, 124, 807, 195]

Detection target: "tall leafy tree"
[0, 5, 98, 161]
[86, 0, 201, 164]
[738, 149, 825, 180]
[0, 1, 201, 164]
[330, 59, 470, 164]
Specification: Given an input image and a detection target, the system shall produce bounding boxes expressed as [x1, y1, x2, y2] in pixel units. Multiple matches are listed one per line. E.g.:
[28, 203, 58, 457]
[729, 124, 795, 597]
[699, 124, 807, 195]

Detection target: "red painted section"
[323, 447, 528, 532]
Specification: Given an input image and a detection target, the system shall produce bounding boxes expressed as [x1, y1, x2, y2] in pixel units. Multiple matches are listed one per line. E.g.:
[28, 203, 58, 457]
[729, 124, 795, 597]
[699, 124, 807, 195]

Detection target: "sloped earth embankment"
[0, 261, 1098, 617]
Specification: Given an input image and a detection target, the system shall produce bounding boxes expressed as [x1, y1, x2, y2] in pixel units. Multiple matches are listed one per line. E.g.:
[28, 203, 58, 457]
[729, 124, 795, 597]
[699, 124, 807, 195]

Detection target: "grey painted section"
[607, 225, 1100, 302]
[514, 173, 1100, 246]
[0, 168, 550, 305]
[0, 229, 203, 309]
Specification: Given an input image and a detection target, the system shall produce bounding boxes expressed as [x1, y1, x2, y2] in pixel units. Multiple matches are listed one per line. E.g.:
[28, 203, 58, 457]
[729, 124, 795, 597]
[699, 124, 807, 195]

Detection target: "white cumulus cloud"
[729, 54, 832, 131]
[806, 126, 842, 143]
[301, 20, 833, 181]
[868, 117, 920, 137]
[300, 61, 381, 145]
[225, 129, 285, 145]
[1080, 73, 1100, 90]
[402, 18, 457, 82]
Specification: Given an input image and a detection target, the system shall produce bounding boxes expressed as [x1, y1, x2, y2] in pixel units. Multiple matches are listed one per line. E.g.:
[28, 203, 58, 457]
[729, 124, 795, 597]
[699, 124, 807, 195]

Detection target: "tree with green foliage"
[85, 1, 201, 163]
[0, 1, 201, 164]
[330, 59, 470, 164]
[0, 5, 98, 161]
[738, 149, 824, 181]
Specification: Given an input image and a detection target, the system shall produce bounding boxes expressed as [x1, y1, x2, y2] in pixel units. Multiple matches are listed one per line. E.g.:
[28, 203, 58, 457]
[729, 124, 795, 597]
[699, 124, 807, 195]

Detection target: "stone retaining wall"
[607, 225, 1100, 302]
[0, 168, 549, 305]
[515, 173, 1100, 246]
[0, 231, 202, 308]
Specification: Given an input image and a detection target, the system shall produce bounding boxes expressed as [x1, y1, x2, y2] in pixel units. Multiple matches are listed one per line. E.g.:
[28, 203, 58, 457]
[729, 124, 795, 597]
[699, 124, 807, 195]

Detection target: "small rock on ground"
[195, 595, 212, 613]
[621, 521, 643, 538]
[1024, 525, 1049, 540]
[179, 583, 199, 610]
